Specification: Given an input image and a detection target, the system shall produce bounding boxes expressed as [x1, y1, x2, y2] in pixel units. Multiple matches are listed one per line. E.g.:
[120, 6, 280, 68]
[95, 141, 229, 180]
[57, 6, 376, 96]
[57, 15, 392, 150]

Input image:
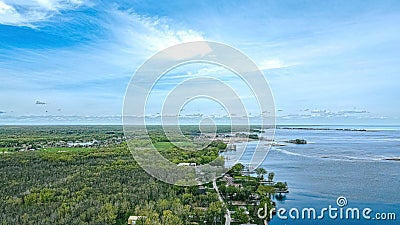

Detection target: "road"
[213, 179, 231, 225]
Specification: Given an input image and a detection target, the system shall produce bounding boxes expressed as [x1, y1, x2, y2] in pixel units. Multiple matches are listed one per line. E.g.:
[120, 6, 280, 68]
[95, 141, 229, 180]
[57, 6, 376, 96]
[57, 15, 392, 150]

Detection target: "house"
[177, 162, 197, 167]
[128, 216, 145, 225]
[198, 186, 206, 194]
[222, 174, 235, 186]
[226, 144, 236, 150]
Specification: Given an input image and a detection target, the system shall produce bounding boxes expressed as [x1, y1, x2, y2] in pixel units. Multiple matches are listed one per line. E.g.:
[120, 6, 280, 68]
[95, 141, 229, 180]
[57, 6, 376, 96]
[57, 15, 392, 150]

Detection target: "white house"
[128, 216, 145, 225]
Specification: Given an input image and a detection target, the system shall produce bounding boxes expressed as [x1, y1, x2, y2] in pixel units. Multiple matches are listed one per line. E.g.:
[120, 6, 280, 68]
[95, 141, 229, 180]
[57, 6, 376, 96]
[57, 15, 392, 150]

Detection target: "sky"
[0, 0, 399, 125]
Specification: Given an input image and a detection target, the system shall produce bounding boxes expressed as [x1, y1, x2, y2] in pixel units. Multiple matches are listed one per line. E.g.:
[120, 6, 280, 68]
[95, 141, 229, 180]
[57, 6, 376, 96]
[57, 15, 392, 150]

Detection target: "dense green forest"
[0, 126, 227, 224]
[0, 126, 281, 224]
[0, 126, 125, 152]
[0, 143, 229, 224]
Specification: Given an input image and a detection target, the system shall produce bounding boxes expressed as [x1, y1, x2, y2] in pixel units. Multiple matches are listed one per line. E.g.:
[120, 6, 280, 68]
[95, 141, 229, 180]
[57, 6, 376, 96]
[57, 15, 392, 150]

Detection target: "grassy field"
[152, 141, 175, 151]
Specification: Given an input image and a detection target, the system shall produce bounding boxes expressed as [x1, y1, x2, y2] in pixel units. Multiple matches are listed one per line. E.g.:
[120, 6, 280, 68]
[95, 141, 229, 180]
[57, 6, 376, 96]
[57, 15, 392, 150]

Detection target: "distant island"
[278, 127, 370, 132]
[284, 139, 307, 144]
[384, 157, 400, 161]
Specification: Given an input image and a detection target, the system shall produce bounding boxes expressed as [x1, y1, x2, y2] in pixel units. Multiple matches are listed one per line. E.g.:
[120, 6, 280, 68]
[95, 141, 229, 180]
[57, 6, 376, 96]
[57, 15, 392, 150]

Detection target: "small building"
[260, 180, 275, 186]
[223, 175, 234, 186]
[177, 162, 197, 167]
[226, 144, 236, 151]
[128, 216, 145, 225]
[198, 186, 206, 194]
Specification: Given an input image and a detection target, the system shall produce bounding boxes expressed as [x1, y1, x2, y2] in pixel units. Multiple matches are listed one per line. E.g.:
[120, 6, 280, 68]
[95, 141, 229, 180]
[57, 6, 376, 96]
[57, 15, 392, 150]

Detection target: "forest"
[0, 125, 281, 224]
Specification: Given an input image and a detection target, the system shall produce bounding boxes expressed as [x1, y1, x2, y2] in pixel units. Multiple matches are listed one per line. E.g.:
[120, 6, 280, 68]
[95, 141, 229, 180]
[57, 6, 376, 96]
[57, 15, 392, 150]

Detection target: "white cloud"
[0, 6, 210, 118]
[0, 6, 207, 82]
[0, 0, 84, 27]
[278, 109, 370, 120]
[105, 8, 204, 53]
[0, 1, 43, 27]
[258, 59, 299, 70]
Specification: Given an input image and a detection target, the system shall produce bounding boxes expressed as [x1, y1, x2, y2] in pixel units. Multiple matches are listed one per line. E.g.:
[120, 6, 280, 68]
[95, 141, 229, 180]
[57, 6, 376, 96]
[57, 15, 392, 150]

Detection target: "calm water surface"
[222, 125, 399, 225]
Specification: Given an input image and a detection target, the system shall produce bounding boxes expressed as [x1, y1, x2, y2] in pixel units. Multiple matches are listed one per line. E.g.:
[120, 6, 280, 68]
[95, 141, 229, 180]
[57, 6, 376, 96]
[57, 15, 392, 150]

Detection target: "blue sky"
[0, 0, 399, 125]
